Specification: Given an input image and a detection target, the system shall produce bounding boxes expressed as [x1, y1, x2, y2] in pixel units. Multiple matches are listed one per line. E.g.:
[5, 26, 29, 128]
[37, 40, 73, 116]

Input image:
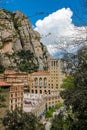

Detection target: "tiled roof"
[0, 81, 11, 86]
[32, 71, 49, 75]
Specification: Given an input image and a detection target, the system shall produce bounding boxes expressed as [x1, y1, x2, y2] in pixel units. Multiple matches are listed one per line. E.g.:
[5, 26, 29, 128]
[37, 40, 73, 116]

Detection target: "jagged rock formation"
[0, 9, 51, 72]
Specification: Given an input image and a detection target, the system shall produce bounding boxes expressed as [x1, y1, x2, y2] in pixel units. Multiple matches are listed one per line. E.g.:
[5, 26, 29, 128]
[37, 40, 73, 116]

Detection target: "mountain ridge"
[0, 9, 51, 73]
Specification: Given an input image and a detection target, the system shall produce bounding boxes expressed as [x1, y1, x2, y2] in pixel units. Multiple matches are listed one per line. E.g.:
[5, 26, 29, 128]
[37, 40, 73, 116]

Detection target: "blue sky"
[0, 0, 87, 57]
[0, 0, 87, 26]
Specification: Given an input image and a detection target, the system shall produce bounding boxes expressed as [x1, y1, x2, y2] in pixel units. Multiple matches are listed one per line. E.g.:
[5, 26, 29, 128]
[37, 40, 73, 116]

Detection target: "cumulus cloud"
[34, 8, 86, 57]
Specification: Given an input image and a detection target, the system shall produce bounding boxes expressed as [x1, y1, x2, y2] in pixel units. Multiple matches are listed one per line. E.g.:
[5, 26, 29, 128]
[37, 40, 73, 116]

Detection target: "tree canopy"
[2, 108, 45, 130]
[51, 47, 87, 130]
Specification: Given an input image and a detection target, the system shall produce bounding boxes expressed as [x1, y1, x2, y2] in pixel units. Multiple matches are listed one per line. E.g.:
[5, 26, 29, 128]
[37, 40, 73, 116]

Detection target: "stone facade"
[28, 59, 64, 109]
[0, 71, 28, 111]
[0, 59, 65, 117]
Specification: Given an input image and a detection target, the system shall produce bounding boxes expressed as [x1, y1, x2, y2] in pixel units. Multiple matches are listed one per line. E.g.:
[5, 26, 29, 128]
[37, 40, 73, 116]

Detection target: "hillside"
[0, 9, 51, 73]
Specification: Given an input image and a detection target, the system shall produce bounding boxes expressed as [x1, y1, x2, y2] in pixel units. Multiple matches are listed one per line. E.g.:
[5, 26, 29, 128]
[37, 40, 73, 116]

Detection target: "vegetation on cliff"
[0, 9, 51, 72]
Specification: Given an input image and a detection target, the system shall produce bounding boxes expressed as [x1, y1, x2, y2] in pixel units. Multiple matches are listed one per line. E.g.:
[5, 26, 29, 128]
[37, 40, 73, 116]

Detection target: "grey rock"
[0, 9, 51, 71]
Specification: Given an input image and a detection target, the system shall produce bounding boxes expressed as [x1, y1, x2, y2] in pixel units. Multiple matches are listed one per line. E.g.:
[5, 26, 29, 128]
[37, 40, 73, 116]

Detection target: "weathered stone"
[0, 9, 51, 71]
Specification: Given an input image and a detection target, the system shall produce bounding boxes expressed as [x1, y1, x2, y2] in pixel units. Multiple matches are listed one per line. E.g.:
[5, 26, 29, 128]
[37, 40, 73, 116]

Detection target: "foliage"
[61, 47, 87, 129]
[62, 46, 87, 74]
[0, 95, 6, 102]
[0, 44, 3, 49]
[0, 64, 5, 73]
[0, 103, 7, 108]
[51, 111, 77, 130]
[17, 50, 39, 73]
[61, 47, 87, 108]
[2, 108, 45, 130]
[61, 75, 74, 89]
[50, 112, 64, 130]
[45, 107, 55, 118]
[55, 102, 63, 109]
[51, 47, 87, 130]
[0, 88, 6, 108]
[45, 103, 63, 118]
[6, 50, 39, 73]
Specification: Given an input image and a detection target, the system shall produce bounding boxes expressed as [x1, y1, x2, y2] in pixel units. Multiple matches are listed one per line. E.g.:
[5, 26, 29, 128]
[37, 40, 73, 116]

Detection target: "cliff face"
[0, 9, 51, 72]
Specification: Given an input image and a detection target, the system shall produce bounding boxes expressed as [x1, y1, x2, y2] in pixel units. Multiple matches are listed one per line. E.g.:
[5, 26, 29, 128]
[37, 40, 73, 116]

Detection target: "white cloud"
[34, 8, 86, 57]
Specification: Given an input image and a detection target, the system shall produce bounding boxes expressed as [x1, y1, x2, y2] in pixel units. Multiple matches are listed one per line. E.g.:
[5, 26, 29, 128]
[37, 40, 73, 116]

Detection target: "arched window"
[56, 61, 58, 66]
[48, 90, 51, 94]
[54, 61, 55, 66]
[32, 89, 34, 93]
[40, 90, 42, 94]
[39, 78, 42, 86]
[44, 77, 47, 86]
[35, 90, 37, 94]
[44, 90, 47, 94]
[34, 78, 38, 86]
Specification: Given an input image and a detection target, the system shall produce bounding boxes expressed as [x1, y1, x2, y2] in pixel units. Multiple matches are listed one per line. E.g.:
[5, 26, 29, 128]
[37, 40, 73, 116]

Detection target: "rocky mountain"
[0, 9, 51, 72]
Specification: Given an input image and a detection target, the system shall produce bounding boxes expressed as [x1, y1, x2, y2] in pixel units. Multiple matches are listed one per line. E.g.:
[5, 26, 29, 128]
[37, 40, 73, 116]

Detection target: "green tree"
[45, 107, 55, 118]
[61, 75, 74, 89]
[0, 64, 5, 73]
[61, 47, 87, 130]
[51, 47, 87, 130]
[17, 50, 39, 73]
[2, 108, 45, 130]
[51, 112, 64, 130]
